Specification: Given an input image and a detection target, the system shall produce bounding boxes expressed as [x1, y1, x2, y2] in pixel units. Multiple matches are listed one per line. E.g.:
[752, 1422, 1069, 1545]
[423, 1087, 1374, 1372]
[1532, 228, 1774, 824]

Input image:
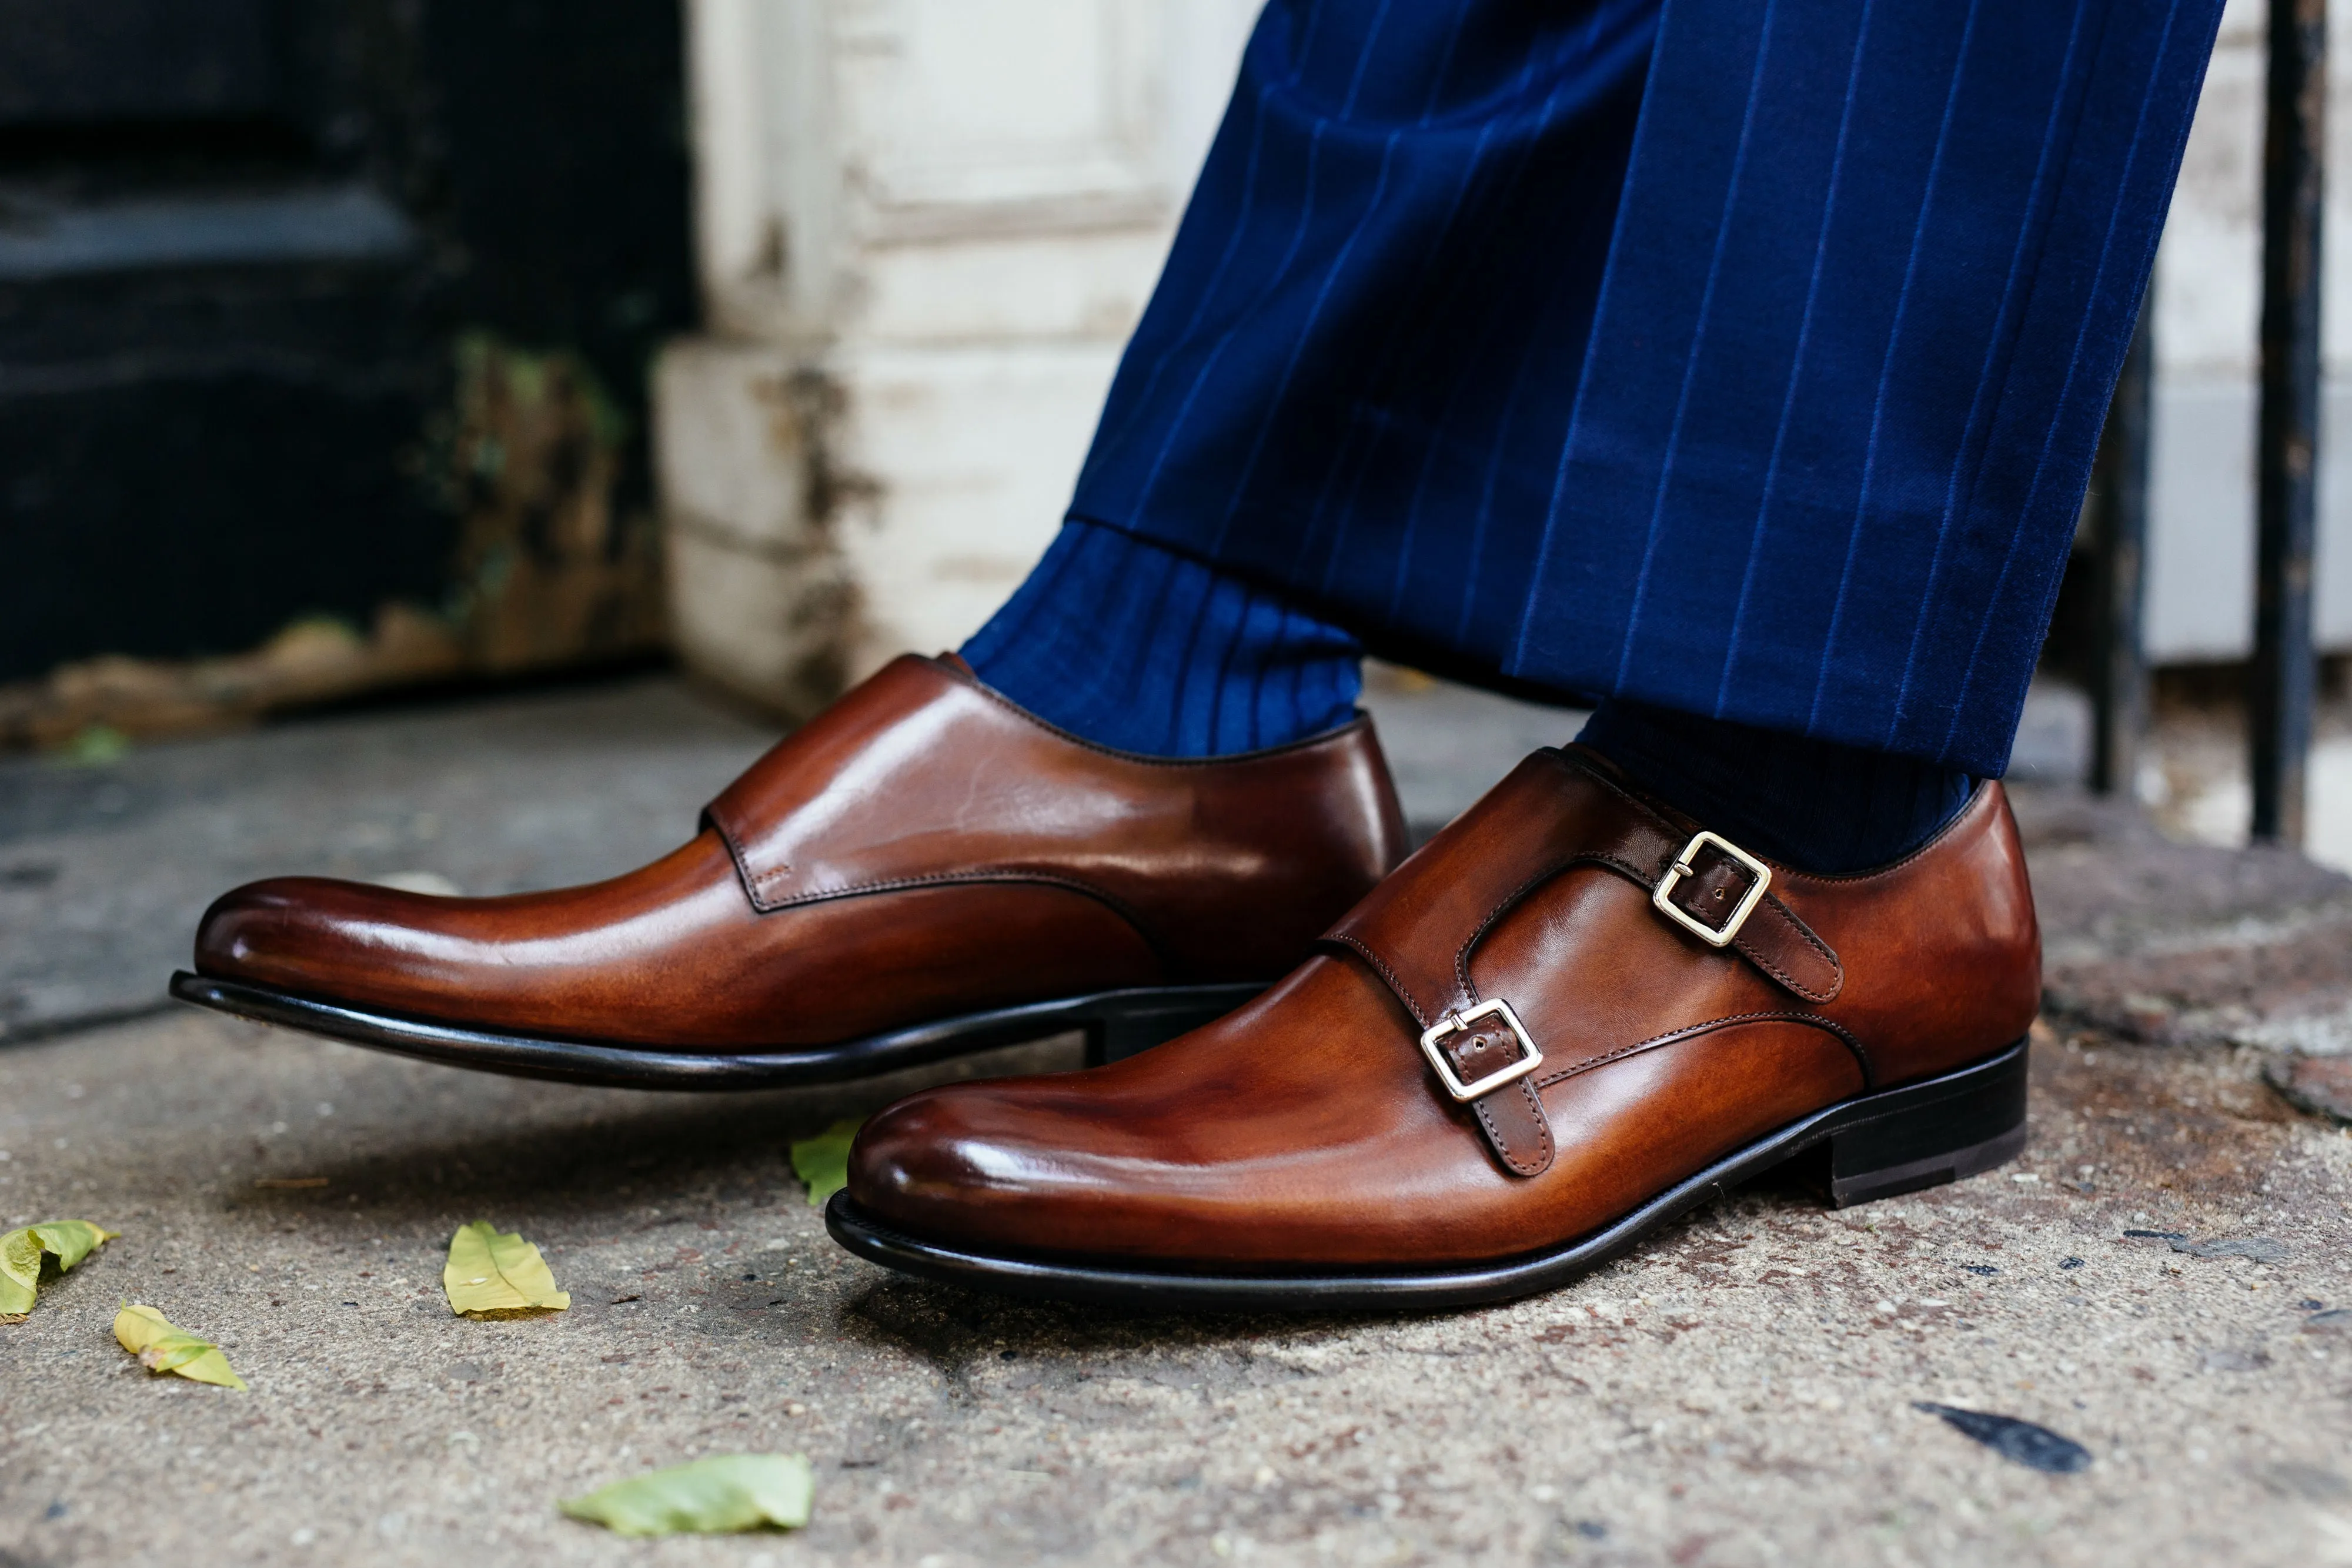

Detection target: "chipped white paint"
[657, 0, 1259, 712]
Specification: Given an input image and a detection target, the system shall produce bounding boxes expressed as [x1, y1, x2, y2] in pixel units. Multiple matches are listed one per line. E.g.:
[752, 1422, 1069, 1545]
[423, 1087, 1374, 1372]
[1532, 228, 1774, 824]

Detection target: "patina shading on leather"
[189, 656, 1406, 1056]
[1325, 749, 1846, 1172]
[846, 746, 2040, 1271]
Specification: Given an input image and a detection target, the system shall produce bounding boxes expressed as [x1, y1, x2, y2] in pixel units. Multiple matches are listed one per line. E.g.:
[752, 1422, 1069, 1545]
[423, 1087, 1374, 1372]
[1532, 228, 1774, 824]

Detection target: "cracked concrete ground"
[4, 672, 2352, 1567]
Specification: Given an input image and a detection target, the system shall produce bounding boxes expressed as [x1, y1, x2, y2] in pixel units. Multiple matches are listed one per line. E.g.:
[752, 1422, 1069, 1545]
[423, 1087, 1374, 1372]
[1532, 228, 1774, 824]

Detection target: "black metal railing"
[2092, 0, 2324, 847]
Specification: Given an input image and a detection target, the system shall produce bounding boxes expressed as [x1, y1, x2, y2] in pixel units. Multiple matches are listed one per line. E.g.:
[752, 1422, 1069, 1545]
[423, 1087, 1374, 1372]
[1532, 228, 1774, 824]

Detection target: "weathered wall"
[656, 0, 1257, 714]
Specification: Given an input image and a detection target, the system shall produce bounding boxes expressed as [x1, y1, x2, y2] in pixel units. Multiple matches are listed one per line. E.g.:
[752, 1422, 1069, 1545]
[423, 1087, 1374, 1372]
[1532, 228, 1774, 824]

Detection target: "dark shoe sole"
[167, 970, 1262, 1091]
[825, 1037, 2030, 1311]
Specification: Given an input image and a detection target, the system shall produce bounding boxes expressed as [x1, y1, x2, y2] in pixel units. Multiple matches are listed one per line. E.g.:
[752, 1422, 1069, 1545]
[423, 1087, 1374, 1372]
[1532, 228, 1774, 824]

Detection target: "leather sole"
[824, 1037, 2030, 1311]
[167, 970, 1263, 1091]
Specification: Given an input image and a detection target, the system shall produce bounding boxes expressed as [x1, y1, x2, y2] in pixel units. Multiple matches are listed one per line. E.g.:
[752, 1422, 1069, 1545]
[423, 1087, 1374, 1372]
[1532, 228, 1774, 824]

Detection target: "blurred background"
[0, 0, 696, 735]
[4, 0, 2352, 1042]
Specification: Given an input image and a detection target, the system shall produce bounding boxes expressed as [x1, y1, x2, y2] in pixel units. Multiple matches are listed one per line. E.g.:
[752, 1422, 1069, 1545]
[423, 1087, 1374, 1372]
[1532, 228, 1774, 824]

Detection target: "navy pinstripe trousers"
[1066, 0, 2224, 776]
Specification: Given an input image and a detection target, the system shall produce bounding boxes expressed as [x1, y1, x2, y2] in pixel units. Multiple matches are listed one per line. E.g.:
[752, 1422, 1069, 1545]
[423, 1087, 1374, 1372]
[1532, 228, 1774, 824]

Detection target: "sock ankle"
[961, 522, 1364, 757]
[1575, 700, 1975, 875]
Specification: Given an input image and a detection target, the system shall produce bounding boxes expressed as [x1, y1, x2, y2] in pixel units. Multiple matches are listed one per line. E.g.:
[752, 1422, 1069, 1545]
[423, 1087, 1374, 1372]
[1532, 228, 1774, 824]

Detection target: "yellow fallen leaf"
[559, 1453, 814, 1536]
[443, 1221, 570, 1318]
[0, 1219, 116, 1322]
[790, 1119, 861, 1207]
[113, 1303, 246, 1389]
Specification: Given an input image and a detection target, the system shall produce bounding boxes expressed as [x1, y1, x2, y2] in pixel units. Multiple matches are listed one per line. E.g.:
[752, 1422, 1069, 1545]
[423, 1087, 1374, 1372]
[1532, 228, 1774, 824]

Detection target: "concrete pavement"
[4, 1008, 2350, 1567]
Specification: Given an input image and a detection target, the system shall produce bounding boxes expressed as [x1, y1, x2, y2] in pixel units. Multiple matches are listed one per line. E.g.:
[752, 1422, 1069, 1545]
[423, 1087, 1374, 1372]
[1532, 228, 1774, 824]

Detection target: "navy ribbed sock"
[962, 522, 1364, 757]
[1576, 701, 1975, 875]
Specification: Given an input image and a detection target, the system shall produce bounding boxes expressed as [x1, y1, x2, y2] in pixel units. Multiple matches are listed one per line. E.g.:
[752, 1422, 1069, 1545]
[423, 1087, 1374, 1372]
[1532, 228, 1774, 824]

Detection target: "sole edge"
[826, 1037, 2031, 1310]
[168, 971, 1261, 1091]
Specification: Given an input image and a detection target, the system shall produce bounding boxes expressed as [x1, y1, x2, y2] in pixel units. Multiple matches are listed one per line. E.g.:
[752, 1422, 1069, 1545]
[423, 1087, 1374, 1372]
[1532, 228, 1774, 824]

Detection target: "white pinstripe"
[1939, 0, 2182, 756]
[1208, 0, 1406, 554]
[1808, 0, 1986, 733]
[1127, 0, 1338, 520]
[1598, 0, 1783, 690]
[1884, 0, 2098, 744]
[1712, 0, 1880, 719]
[1370, 10, 1623, 617]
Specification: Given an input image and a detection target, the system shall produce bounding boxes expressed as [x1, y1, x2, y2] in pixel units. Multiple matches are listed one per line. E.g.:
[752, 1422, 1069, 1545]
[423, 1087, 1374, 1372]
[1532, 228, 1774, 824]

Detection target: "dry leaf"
[0, 1219, 116, 1322]
[790, 1120, 861, 1207]
[113, 1303, 247, 1389]
[559, 1453, 814, 1536]
[443, 1221, 570, 1318]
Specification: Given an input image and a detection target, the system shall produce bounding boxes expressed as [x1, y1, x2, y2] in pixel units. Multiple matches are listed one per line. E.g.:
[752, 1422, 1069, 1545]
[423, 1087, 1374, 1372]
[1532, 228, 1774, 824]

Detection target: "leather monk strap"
[1324, 745, 1844, 1176]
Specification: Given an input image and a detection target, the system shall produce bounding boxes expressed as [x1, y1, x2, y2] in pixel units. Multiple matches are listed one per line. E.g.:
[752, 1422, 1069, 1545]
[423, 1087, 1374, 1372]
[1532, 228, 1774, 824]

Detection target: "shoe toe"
[846, 1082, 1106, 1241]
[193, 875, 425, 988]
[849, 1089, 1018, 1208]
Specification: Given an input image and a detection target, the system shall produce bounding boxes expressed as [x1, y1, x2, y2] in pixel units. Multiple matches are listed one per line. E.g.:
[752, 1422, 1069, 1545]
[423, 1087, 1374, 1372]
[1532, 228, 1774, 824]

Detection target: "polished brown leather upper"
[848, 745, 2042, 1266]
[192, 655, 1406, 1049]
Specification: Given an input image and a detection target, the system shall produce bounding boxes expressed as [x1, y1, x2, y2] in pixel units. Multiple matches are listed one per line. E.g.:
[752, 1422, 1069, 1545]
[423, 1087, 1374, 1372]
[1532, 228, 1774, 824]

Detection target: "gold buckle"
[1652, 829, 1772, 948]
[1418, 998, 1543, 1102]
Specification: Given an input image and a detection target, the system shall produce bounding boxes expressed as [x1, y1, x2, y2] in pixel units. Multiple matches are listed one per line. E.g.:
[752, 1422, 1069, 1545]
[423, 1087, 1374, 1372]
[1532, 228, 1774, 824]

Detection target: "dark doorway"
[0, 0, 696, 685]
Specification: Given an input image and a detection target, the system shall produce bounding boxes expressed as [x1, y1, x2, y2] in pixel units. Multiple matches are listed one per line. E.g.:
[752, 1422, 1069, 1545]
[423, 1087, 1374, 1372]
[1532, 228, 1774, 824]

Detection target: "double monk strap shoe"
[831, 744, 2042, 1309]
[172, 655, 1406, 1088]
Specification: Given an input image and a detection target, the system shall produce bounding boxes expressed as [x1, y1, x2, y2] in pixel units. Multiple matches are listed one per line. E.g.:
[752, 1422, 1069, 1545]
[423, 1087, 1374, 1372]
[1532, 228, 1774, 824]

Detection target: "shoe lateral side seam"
[1531, 1009, 1876, 1095]
[743, 865, 1184, 979]
[1321, 933, 1433, 1028]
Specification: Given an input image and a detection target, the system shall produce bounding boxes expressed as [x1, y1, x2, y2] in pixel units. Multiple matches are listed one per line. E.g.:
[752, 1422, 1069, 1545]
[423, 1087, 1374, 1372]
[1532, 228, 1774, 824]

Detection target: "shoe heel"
[1083, 985, 1259, 1065]
[1821, 1039, 2030, 1208]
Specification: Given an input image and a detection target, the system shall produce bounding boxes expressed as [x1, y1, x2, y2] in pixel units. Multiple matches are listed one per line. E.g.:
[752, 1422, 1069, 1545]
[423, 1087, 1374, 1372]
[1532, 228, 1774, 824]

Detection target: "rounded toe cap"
[845, 1082, 1113, 1250]
[194, 877, 335, 979]
[847, 1091, 998, 1213]
[191, 875, 439, 991]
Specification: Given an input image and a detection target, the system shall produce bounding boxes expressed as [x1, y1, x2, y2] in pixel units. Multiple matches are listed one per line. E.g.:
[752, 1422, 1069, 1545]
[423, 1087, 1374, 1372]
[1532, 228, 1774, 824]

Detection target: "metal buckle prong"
[1652, 828, 1772, 948]
[1418, 998, 1543, 1102]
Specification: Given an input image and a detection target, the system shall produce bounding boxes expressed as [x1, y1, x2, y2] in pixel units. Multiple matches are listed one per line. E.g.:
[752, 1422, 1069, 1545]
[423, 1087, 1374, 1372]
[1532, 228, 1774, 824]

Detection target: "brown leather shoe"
[171, 655, 1406, 1088]
[831, 744, 2041, 1309]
